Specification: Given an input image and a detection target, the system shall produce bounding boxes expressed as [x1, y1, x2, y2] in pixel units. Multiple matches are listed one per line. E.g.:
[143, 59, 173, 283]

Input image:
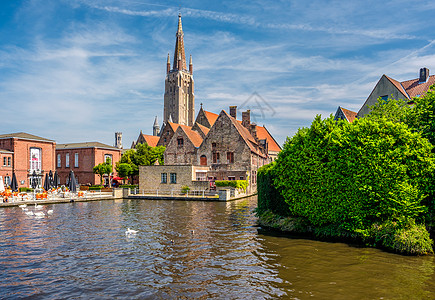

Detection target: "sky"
[1, 0, 435, 147]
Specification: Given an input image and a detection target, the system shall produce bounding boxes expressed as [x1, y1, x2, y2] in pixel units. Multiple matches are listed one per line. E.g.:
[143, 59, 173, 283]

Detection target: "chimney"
[420, 67, 429, 83]
[166, 53, 171, 74]
[250, 123, 257, 140]
[242, 110, 250, 128]
[229, 106, 237, 119]
[115, 132, 123, 149]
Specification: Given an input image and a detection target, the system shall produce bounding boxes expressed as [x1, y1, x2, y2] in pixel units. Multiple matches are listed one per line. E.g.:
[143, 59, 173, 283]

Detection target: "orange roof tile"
[204, 111, 219, 126]
[195, 123, 210, 136]
[141, 134, 160, 147]
[401, 75, 435, 98]
[340, 107, 357, 123]
[256, 126, 282, 152]
[179, 126, 203, 148]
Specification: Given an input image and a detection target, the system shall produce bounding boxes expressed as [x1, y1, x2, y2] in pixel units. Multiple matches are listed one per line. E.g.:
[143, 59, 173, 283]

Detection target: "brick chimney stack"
[250, 123, 257, 140]
[229, 106, 237, 119]
[242, 110, 250, 128]
[420, 67, 430, 83]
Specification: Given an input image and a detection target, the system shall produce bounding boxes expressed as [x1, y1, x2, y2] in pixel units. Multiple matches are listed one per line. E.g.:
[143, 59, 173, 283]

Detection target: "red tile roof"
[256, 126, 282, 152]
[140, 134, 160, 147]
[401, 75, 435, 98]
[340, 107, 357, 123]
[178, 125, 203, 148]
[194, 123, 210, 136]
[385, 75, 409, 99]
[204, 111, 219, 126]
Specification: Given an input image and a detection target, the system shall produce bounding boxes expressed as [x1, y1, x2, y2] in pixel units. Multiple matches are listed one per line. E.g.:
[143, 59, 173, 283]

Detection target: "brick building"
[56, 142, 121, 186]
[0, 132, 56, 189]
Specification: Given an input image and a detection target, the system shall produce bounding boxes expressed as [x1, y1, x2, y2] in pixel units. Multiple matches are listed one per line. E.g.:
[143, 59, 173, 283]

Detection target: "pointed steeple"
[166, 53, 170, 74]
[153, 116, 160, 136]
[189, 55, 193, 75]
[168, 114, 173, 123]
[173, 13, 186, 71]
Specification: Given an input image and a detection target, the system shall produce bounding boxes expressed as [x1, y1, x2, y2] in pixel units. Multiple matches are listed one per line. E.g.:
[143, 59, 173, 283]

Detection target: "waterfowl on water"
[125, 228, 138, 235]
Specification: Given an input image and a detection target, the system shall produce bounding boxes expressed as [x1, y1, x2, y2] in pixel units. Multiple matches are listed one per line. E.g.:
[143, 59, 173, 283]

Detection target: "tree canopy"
[116, 143, 165, 178]
[93, 158, 113, 185]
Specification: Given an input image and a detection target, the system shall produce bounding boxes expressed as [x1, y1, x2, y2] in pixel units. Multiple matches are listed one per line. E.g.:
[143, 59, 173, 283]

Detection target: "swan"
[125, 228, 138, 235]
[47, 210, 53, 215]
[19, 204, 27, 208]
[25, 211, 34, 216]
[34, 211, 45, 217]
[34, 203, 43, 209]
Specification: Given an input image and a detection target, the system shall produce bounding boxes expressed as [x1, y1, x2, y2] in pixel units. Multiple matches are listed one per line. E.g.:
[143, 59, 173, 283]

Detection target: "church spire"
[173, 13, 186, 71]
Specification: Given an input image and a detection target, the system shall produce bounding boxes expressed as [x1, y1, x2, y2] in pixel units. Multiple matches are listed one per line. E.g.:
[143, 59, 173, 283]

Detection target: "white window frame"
[74, 153, 79, 168]
[57, 154, 61, 168]
[66, 153, 70, 168]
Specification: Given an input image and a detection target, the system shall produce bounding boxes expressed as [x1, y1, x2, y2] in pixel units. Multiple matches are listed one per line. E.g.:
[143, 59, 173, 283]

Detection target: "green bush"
[181, 185, 190, 194]
[215, 180, 248, 191]
[19, 187, 33, 192]
[119, 185, 138, 189]
[89, 185, 104, 190]
[257, 162, 290, 216]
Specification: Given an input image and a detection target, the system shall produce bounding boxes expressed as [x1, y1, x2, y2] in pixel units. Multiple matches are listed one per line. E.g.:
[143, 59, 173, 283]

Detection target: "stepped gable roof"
[0, 132, 54, 142]
[256, 126, 282, 152]
[140, 134, 159, 147]
[204, 110, 219, 126]
[194, 123, 210, 136]
[401, 75, 435, 98]
[339, 107, 358, 123]
[178, 125, 203, 148]
[57, 142, 119, 150]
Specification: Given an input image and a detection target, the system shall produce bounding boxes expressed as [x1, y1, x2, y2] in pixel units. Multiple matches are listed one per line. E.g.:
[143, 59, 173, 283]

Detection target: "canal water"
[1, 197, 435, 299]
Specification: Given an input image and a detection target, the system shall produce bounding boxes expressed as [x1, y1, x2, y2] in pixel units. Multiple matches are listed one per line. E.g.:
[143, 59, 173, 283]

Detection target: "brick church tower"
[164, 14, 195, 126]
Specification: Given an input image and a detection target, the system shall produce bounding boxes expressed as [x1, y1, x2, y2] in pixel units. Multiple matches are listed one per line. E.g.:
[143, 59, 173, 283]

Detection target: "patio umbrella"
[0, 176, 5, 193]
[31, 170, 38, 189]
[49, 170, 53, 188]
[68, 170, 77, 193]
[53, 171, 58, 189]
[43, 173, 50, 191]
[11, 173, 18, 192]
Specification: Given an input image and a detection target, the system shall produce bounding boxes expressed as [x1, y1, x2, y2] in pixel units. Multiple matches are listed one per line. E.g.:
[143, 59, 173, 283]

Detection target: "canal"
[1, 196, 435, 299]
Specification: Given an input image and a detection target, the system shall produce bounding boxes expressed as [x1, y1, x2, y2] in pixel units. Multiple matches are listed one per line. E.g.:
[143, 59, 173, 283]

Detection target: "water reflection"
[1, 197, 435, 299]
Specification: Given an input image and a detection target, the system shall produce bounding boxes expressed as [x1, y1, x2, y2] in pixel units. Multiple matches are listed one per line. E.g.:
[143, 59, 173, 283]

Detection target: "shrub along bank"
[257, 116, 435, 255]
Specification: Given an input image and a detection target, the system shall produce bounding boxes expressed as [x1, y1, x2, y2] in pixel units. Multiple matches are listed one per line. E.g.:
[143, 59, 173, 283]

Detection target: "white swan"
[34, 211, 45, 217]
[34, 203, 43, 209]
[125, 228, 138, 235]
[19, 204, 27, 208]
[25, 211, 34, 216]
[47, 210, 53, 215]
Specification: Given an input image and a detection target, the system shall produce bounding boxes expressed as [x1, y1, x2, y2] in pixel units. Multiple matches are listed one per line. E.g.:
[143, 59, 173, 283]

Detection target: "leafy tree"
[273, 115, 435, 234]
[366, 96, 412, 124]
[118, 144, 166, 178]
[115, 163, 133, 183]
[407, 85, 435, 145]
[93, 158, 113, 185]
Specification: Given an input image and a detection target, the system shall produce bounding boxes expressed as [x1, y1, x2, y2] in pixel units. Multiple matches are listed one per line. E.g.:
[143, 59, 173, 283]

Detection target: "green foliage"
[215, 180, 248, 191]
[273, 115, 435, 235]
[366, 96, 412, 124]
[257, 162, 290, 217]
[93, 158, 113, 185]
[119, 185, 138, 189]
[118, 144, 166, 177]
[408, 85, 435, 146]
[89, 185, 104, 190]
[19, 187, 33, 192]
[115, 163, 133, 180]
[181, 185, 190, 194]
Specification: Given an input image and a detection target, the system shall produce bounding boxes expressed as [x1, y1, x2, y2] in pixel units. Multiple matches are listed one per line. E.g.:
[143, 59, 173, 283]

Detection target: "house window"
[3, 157, 6, 166]
[74, 153, 79, 168]
[228, 176, 235, 181]
[227, 152, 234, 164]
[57, 154, 61, 168]
[196, 172, 206, 181]
[66, 153, 70, 168]
[104, 154, 112, 164]
[381, 95, 388, 102]
[240, 176, 244, 180]
[213, 152, 220, 163]
[7, 157, 10, 166]
[30, 148, 42, 171]
[170, 173, 177, 184]
[200, 155, 207, 166]
[177, 137, 184, 146]
[161, 173, 167, 184]
[212, 143, 216, 149]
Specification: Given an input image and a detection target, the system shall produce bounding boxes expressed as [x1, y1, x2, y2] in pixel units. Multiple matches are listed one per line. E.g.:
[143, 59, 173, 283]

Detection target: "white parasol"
[0, 176, 5, 193]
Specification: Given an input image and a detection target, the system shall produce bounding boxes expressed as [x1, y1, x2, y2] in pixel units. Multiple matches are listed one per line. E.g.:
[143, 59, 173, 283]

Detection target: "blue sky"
[1, 0, 434, 147]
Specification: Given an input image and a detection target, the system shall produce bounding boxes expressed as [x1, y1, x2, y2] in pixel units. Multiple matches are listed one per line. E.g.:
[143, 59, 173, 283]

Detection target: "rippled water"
[1, 197, 435, 299]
